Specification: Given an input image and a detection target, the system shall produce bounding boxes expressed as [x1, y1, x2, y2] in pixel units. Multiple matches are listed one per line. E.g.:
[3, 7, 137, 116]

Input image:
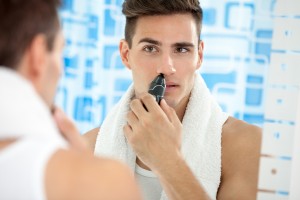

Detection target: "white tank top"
[0, 137, 63, 200]
[135, 164, 163, 200]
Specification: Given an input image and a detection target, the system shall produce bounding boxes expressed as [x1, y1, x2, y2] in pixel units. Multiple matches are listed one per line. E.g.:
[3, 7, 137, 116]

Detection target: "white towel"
[0, 67, 65, 143]
[95, 73, 228, 199]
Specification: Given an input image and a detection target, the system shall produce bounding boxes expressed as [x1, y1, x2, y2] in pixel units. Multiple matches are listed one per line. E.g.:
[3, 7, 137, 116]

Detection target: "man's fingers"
[123, 124, 133, 142]
[130, 98, 148, 119]
[53, 108, 76, 133]
[160, 99, 179, 123]
[140, 94, 161, 113]
[53, 107, 88, 152]
[126, 111, 138, 130]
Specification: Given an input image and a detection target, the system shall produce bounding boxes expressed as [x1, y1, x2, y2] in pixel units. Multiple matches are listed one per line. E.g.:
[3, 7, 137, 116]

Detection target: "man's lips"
[165, 82, 179, 92]
[166, 82, 178, 87]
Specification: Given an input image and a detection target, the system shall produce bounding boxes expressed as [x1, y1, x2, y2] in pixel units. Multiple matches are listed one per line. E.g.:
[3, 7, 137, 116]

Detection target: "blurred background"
[56, 0, 300, 199]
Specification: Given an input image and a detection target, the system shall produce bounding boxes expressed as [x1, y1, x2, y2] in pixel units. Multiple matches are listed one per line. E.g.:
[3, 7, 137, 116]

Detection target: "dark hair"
[122, 0, 203, 48]
[0, 0, 61, 69]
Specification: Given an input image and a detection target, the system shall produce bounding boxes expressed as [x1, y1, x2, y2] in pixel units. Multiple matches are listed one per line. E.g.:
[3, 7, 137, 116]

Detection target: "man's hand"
[123, 93, 182, 172]
[53, 107, 88, 152]
[124, 94, 211, 200]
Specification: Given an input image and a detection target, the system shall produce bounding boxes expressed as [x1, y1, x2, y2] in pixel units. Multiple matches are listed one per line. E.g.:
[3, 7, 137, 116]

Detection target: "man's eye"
[176, 47, 189, 53]
[144, 46, 157, 52]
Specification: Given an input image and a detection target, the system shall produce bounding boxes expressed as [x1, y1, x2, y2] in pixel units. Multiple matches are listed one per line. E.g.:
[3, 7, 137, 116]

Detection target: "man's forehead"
[132, 15, 198, 46]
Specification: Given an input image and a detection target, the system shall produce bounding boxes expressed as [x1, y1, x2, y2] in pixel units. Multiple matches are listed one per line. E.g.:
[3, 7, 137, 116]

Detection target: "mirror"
[56, 0, 300, 199]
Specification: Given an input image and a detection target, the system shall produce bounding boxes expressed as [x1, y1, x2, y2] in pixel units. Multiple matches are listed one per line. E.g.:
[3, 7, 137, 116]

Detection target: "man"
[84, 0, 262, 199]
[0, 0, 141, 200]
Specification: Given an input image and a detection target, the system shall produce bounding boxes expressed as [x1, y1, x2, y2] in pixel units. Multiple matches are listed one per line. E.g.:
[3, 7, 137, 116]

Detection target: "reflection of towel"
[0, 67, 64, 142]
[95, 73, 228, 199]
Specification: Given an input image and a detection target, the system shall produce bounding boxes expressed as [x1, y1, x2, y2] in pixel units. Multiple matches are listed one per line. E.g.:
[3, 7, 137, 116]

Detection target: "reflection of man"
[0, 0, 141, 199]
[84, 0, 262, 199]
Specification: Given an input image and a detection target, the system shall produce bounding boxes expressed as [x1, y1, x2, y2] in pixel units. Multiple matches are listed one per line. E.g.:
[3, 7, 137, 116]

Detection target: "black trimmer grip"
[148, 73, 166, 104]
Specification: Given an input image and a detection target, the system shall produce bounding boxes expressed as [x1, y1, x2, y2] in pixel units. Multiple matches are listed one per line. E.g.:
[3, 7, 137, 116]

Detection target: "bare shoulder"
[221, 116, 262, 168]
[222, 116, 262, 136]
[217, 116, 262, 199]
[82, 127, 100, 151]
[45, 149, 141, 200]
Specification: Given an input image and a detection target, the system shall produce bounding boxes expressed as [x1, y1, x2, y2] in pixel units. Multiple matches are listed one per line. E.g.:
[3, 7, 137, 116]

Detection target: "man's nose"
[156, 53, 176, 75]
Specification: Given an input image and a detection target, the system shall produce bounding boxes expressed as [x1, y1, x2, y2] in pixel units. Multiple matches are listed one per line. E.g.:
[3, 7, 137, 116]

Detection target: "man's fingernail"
[151, 95, 156, 101]
[161, 99, 167, 106]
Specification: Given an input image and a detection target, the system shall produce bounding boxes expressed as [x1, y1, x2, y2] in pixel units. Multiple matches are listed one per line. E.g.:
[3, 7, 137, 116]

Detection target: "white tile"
[272, 18, 300, 51]
[289, 94, 300, 199]
[274, 0, 300, 16]
[262, 123, 295, 157]
[268, 53, 300, 86]
[258, 157, 291, 191]
[265, 88, 299, 121]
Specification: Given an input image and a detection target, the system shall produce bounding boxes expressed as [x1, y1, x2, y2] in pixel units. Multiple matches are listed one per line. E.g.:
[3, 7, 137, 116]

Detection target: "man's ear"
[196, 40, 204, 70]
[26, 34, 48, 80]
[119, 39, 131, 70]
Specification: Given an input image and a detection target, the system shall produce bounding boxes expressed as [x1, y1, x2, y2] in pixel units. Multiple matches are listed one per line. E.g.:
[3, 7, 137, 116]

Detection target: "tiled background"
[257, 0, 300, 199]
[56, 0, 300, 199]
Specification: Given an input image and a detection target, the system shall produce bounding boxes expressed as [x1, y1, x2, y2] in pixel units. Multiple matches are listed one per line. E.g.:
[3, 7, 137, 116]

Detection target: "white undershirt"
[135, 164, 163, 200]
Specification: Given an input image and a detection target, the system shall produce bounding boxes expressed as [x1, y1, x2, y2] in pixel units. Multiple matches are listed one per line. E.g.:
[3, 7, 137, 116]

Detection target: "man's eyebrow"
[172, 42, 195, 48]
[138, 38, 195, 48]
[138, 38, 162, 46]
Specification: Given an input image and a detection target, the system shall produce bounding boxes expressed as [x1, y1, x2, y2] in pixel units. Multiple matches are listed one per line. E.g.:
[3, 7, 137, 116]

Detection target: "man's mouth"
[165, 82, 179, 91]
[166, 82, 178, 87]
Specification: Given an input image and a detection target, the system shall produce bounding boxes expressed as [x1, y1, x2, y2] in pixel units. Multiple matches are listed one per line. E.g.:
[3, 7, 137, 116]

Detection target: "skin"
[84, 13, 262, 200]
[0, 30, 141, 200]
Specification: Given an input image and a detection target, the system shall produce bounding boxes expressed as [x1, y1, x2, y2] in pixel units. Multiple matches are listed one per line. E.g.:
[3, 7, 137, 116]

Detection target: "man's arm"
[45, 149, 141, 200]
[82, 127, 99, 152]
[217, 117, 262, 200]
[124, 94, 210, 200]
[155, 153, 211, 200]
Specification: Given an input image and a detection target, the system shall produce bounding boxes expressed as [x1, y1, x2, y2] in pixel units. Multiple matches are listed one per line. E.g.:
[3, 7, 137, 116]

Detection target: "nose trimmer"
[148, 73, 166, 104]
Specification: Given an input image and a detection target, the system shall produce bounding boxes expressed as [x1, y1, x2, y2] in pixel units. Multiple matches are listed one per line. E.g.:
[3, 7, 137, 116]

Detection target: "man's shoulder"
[218, 116, 262, 199]
[221, 116, 262, 166]
[45, 148, 140, 200]
[222, 116, 262, 140]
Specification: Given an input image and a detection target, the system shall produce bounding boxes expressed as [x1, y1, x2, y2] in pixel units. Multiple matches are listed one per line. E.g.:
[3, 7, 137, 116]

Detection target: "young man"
[84, 0, 262, 199]
[0, 0, 141, 200]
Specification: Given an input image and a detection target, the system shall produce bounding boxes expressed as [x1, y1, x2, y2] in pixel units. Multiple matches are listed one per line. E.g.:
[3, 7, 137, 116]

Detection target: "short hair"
[0, 0, 61, 69]
[122, 0, 203, 48]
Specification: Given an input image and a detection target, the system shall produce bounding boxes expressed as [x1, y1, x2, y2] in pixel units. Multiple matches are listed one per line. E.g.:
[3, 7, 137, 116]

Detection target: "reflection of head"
[0, 0, 61, 69]
[122, 0, 203, 48]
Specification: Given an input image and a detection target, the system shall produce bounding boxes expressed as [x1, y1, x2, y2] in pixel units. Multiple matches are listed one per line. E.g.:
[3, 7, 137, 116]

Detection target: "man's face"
[41, 31, 64, 107]
[120, 13, 203, 110]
